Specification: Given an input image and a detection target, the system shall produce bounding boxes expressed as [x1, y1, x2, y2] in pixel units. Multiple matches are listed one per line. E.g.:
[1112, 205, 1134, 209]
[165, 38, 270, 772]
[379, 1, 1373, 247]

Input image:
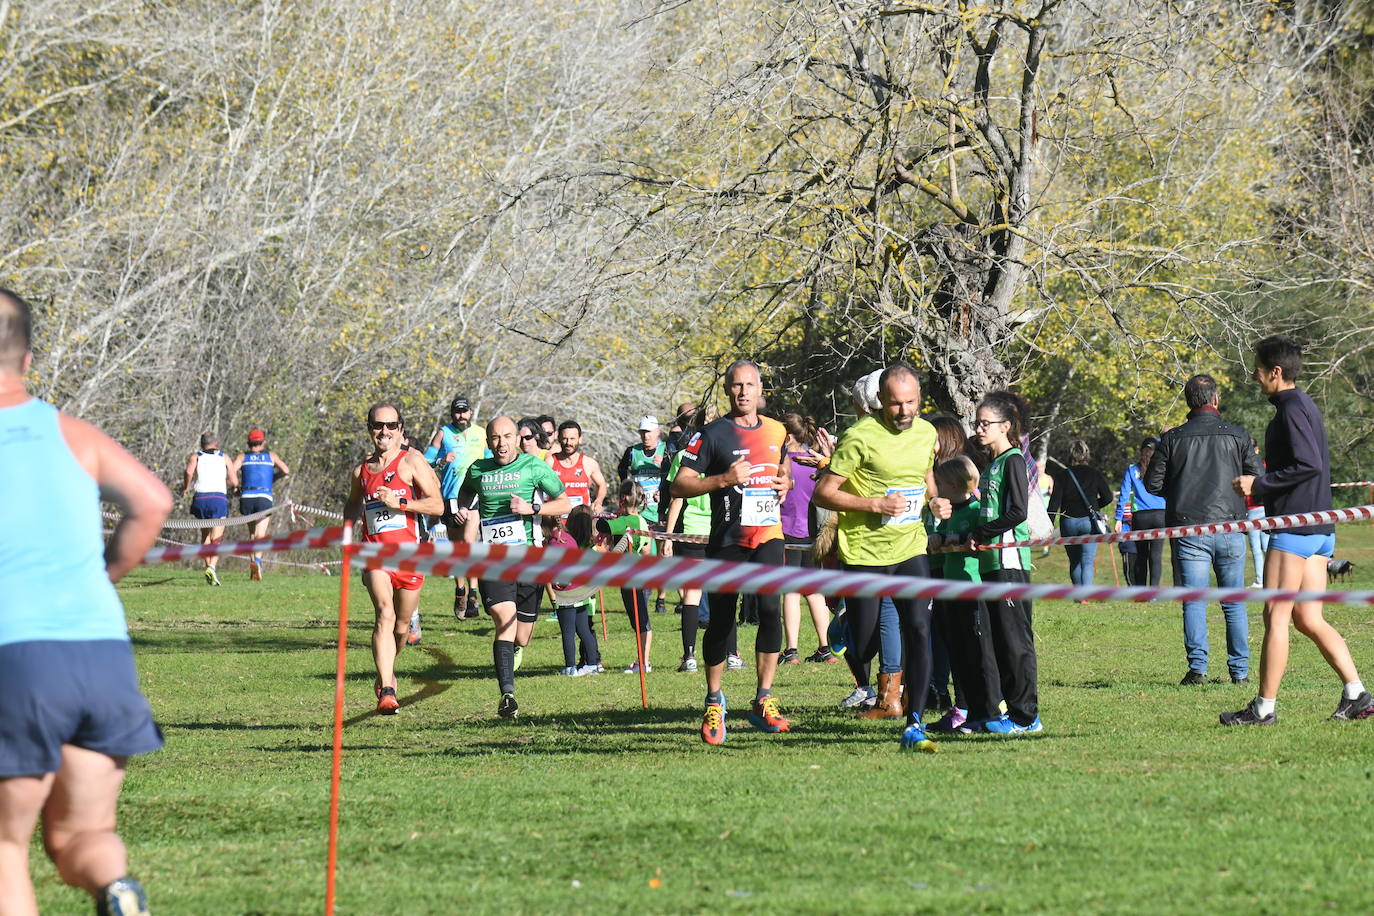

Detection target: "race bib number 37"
[741, 487, 780, 527]
[883, 486, 926, 527]
[481, 514, 526, 545]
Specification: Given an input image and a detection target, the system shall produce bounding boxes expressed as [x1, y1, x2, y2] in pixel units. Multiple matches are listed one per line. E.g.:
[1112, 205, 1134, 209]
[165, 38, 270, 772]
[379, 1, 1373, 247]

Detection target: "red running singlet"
[551, 453, 592, 510]
[359, 448, 419, 545]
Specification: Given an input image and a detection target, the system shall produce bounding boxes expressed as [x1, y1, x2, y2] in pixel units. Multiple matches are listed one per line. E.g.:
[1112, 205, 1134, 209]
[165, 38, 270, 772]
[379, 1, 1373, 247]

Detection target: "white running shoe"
[839, 686, 876, 709]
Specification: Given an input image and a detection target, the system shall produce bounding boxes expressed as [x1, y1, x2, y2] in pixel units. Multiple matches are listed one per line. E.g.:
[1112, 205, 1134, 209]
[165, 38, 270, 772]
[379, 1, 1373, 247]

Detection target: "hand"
[662, 540, 674, 558]
[874, 492, 908, 517]
[816, 428, 834, 456]
[1233, 475, 1255, 498]
[792, 452, 823, 468]
[509, 495, 535, 516]
[719, 457, 752, 488]
[444, 452, 457, 464]
[928, 496, 952, 520]
[771, 474, 787, 494]
[455, 507, 470, 526]
[374, 487, 401, 509]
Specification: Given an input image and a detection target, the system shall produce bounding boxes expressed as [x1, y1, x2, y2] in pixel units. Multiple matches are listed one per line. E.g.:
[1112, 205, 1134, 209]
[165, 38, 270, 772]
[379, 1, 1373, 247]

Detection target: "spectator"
[1047, 439, 1115, 586]
[1115, 438, 1166, 586]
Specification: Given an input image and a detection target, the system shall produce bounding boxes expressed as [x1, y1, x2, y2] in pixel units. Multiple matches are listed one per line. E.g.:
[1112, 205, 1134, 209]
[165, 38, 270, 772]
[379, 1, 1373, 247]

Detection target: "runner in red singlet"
[344, 403, 442, 714]
[546, 420, 608, 514]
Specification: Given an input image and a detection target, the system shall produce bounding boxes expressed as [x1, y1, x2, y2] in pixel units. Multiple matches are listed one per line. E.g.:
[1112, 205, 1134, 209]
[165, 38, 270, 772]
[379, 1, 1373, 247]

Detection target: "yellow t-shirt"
[826, 415, 937, 567]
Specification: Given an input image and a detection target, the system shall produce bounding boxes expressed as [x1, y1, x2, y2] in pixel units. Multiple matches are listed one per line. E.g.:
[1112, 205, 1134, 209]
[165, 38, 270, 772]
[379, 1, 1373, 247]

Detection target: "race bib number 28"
[741, 487, 780, 527]
[364, 500, 406, 536]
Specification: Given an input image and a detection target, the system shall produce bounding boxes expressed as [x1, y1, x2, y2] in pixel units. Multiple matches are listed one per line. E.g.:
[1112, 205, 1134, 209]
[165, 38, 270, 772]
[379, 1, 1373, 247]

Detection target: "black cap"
[450, 396, 472, 413]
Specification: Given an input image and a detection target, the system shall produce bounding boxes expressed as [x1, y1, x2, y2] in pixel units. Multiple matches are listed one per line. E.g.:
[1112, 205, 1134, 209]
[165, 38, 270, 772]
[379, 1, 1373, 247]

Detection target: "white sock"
[1255, 696, 1276, 717]
[1344, 681, 1366, 700]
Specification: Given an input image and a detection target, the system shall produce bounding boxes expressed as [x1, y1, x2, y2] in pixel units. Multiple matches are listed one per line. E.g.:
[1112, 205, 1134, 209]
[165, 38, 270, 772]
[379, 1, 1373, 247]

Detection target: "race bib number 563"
[741, 487, 780, 527]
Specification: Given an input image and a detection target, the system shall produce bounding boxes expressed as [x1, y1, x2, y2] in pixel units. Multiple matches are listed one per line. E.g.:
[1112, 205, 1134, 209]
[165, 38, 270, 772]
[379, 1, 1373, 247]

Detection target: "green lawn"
[30, 528, 1374, 914]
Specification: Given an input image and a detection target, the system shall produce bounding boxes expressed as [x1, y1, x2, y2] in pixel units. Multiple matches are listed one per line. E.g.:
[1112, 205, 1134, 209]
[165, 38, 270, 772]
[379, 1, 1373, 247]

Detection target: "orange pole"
[630, 588, 648, 708]
[325, 532, 354, 916]
[598, 588, 608, 641]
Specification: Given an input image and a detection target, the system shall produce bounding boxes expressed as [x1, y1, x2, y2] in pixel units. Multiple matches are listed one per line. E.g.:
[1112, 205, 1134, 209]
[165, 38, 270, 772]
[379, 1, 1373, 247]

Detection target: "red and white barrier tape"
[142, 525, 346, 565]
[1331, 481, 1374, 488]
[628, 528, 706, 545]
[290, 502, 348, 522]
[346, 538, 1374, 609]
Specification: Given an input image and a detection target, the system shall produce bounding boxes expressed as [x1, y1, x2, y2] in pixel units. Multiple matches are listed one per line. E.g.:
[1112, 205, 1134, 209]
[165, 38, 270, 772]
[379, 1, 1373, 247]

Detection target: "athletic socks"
[1255, 696, 1277, 717]
[1344, 681, 1366, 700]
[706, 690, 724, 707]
[681, 604, 700, 656]
[494, 639, 516, 695]
[754, 687, 771, 703]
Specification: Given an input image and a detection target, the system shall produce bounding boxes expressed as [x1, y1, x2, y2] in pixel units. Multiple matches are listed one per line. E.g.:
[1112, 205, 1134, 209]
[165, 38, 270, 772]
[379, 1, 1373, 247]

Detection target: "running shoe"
[701, 701, 727, 745]
[464, 596, 481, 619]
[780, 648, 800, 665]
[250, 557, 263, 581]
[453, 589, 466, 621]
[405, 611, 422, 646]
[377, 687, 400, 715]
[804, 648, 839, 663]
[839, 686, 876, 709]
[980, 714, 1018, 735]
[204, 565, 221, 586]
[1219, 699, 1276, 726]
[513, 645, 523, 671]
[899, 721, 937, 753]
[677, 655, 698, 673]
[99, 877, 150, 916]
[726, 654, 746, 670]
[927, 706, 968, 734]
[497, 692, 519, 718]
[826, 615, 848, 657]
[1330, 690, 1374, 721]
[747, 695, 791, 733]
[622, 661, 652, 674]
[559, 666, 579, 676]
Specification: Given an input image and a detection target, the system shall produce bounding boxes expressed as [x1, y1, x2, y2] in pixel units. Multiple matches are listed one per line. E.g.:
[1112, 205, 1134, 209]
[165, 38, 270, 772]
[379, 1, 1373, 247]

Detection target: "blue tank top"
[0, 399, 128, 645]
[240, 450, 276, 498]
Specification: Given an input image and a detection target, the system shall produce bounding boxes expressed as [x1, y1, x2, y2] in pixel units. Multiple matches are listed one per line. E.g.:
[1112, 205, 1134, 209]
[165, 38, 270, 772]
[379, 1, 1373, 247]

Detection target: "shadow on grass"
[131, 628, 332, 654]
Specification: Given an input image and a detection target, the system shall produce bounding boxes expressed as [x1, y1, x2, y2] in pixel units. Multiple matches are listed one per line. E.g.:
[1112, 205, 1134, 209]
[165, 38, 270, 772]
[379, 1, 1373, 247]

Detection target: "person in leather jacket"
[1145, 374, 1263, 685]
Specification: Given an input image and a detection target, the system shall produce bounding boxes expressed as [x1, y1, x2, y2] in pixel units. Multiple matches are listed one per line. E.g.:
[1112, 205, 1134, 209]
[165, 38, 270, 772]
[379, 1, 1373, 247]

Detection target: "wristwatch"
[397, 497, 408, 508]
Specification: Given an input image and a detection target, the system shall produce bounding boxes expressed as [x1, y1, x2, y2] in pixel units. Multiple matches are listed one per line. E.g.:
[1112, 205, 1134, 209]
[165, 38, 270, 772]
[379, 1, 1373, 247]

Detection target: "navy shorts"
[479, 579, 543, 623]
[191, 493, 229, 520]
[240, 496, 273, 516]
[0, 640, 163, 777]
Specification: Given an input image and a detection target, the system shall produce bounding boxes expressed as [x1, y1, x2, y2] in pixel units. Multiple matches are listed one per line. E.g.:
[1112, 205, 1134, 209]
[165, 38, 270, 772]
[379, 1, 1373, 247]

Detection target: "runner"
[343, 403, 443, 715]
[547, 420, 608, 514]
[672, 360, 791, 744]
[813, 363, 951, 751]
[619, 416, 669, 614]
[460, 416, 571, 718]
[229, 428, 290, 580]
[0, 287, 172, 916]
[182, 432, 236, 586]
[426, 395, 486, 619]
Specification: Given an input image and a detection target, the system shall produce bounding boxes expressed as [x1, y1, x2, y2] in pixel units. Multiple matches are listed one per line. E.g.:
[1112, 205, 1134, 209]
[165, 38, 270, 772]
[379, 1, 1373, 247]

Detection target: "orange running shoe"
[747, 695, 790, 733]
[377, 687, 399, 714]
[701, 702, 727, 745]
[249, 558, 263, 581]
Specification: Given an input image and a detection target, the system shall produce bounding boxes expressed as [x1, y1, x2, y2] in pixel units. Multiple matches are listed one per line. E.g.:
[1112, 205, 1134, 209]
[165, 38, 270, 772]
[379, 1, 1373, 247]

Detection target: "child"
[928, 456, 1007, 732]
[547, 506, 603, 675]
[596, 480, 654, 673]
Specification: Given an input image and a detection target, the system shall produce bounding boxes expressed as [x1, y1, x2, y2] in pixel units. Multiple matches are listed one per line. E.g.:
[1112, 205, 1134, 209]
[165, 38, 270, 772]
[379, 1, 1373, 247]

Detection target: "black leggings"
[621, 588, 651, 633]
[556, 603, 600, 668]
[935, 598, 1003, 720]
[1130, 509, 1165, 587]
[703, 540, 784, 666]
[984, 568, 1038, 725]
[842, 554, 934, 719]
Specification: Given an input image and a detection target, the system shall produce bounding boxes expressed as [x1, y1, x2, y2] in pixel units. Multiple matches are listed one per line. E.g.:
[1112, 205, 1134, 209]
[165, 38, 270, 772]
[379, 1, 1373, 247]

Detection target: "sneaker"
[747, 695, 791, 733]
[826, 616, 848, 657]
[927, 706, 968, 733]
[805, 648, 839, 663]
[405, 611, 422, 646]
[99, 876, 150, 916]
[573, 664, 601, 676]
[622, 661, 652, 674]
[1219, 699, 1276, 726]
[839, 686, 876, 709]
[1180, 670, 1207, 686]
[979, 714, 1017, 735]
[464, 596, 481, 619]
[1248, 581, 1262, 589]
[204, 566, 221, 586]
[899, 721, 938, 752]
[453, 590, 466, 621]
[377, 687, 399, 715]
[1010, 716, 1043, 734]
[1231, 675, 1250, 685]
[701, 702, 727, 745]
[780, 648, 800, 665]
[250, 558, 263, 581]
[726, 654, 746, 670]
[677, 655, 698, 673]
[497, 692, 519, 718]
[513, 645, 523, 671]
[559, 666, 579, 676]
[1330, 690, 1374, 721]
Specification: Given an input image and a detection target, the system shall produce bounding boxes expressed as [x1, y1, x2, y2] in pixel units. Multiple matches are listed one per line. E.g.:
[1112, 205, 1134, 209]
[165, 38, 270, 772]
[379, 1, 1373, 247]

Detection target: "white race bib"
[883, 486, 926, 527]
[741, 486, 780, 527]
[364, 500, 406, 536]
[568, 495, 585, 507]
[481, 514, 526, 545]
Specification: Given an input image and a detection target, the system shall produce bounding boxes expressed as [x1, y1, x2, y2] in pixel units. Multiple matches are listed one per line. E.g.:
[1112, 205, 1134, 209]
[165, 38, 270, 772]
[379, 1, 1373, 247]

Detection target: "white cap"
[638, 416, 660, 431]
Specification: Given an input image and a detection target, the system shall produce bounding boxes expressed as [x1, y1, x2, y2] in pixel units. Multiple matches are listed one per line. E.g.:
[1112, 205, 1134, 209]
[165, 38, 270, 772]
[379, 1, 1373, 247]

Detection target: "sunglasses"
[369, 421, 402, 431]
[520, 434, 536, 442]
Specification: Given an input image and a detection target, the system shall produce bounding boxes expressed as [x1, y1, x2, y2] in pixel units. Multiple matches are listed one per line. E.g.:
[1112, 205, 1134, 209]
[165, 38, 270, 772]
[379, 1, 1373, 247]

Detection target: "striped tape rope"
[1331, 481, 1374, 488]
[141, 525, 346, 565]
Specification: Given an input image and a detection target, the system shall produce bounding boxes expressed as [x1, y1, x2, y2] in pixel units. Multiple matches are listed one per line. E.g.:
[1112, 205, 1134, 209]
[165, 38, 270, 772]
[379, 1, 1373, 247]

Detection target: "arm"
[1143, 444, 1167, 496]
[616, 446, 631, 482]
[271, 451, 291, 478]
[226, 453, 239, 491]
[586, 456, 608, 511]
[1045, 469, 1061, 516]
[925, 467, 951, 520]
[182, 452, 197, 496]
[61, 414, 174, 582]
[1095, 469, 1115, 510]
[811, 471, 907, 517]
[385, 451, 443, 516]
[343, 466, 364, 526]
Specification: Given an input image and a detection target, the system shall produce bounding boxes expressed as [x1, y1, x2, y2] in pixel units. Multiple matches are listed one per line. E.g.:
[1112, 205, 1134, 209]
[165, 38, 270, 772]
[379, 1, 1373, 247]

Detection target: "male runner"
[344, 403, 443, 714]
[229, 428, 290, 580]
[672, 360, 791, 744]
[182, 432, 237, 586]
[547, 420, 608, 514]
[813, 363, 951, 751]
[426, 395, 486, 618]
[460, 417, 571, 717]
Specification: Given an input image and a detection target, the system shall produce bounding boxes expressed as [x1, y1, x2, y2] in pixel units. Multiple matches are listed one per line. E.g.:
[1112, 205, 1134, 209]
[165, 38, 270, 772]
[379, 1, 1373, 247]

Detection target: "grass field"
[29, 527, 1374, 914]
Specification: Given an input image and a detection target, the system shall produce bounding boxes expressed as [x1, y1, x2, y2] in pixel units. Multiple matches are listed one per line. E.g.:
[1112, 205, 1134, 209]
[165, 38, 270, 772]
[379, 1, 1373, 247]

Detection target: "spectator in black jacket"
[1047, 439, 1114, 586]
[1146, 374, 1263, 686]
[1225, 336, 1372, 725]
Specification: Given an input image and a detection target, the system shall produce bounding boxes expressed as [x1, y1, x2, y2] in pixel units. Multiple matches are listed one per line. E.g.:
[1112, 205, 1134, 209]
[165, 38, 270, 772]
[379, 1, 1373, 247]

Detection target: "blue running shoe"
[899, 721, 937, 752]
[980, 714, 1017, 735]
[1012, 716, 1043, 734]
[827, 613, 848, 658]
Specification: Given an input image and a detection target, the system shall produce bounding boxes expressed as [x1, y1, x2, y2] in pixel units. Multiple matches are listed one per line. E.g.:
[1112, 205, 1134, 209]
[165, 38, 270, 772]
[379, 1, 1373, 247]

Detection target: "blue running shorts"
[1268, 532, 1335, 559]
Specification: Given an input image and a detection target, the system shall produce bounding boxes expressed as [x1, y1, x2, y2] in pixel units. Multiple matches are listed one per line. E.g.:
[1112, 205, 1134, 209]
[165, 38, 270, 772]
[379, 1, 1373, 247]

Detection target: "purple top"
[781, 450, 817, 539]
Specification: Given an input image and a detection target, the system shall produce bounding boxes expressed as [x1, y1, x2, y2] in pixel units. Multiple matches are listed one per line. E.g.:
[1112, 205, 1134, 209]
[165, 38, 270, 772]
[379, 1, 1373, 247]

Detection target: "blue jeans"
[878, 596, 902, 675]
[1246, 507, 1269, 585]
[1060, 515, 1098, 586]
[1171, 533, 1248, 678]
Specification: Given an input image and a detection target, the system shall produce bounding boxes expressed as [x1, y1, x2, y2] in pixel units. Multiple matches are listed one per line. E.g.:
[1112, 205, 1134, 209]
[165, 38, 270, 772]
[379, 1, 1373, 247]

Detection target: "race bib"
[568, 495, 585, 507]
[481, 513, 526, 545]
[636, 474, 661, 494]
[883, 485, 926, 527]
[741, 486, 780, 527]
[364, 500, 406, 536]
